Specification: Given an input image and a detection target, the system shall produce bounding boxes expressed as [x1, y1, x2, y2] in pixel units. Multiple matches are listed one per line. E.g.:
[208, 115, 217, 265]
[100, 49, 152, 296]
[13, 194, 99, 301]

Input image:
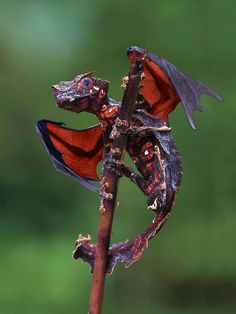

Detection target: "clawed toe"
[104, 155, 124, 177]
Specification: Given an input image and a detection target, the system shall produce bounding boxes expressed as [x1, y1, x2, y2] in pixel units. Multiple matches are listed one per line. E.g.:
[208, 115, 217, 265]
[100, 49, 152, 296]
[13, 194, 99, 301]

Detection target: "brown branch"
[88, 58, 145, 314]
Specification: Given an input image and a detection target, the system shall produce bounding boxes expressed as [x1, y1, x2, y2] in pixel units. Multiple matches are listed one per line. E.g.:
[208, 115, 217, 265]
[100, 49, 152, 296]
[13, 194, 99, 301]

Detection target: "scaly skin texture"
[38, 44, 221, 273]
[82, 96, 182, 213]
[52, 73, 182, 272]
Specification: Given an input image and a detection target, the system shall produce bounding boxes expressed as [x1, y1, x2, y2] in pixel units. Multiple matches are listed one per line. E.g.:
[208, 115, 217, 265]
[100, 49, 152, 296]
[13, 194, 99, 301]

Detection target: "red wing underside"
[128, 56, 180, 121]
[46, 121, 103, 180]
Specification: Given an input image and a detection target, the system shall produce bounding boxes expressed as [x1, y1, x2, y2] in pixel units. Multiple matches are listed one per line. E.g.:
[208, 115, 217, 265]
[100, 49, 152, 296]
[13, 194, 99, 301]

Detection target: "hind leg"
[104, 151, 148, 193]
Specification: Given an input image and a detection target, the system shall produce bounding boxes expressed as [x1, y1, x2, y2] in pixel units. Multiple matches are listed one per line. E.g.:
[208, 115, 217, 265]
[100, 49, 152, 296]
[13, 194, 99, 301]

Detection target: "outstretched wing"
[127, 46, 222, 129]
[36, 120, 103, 191]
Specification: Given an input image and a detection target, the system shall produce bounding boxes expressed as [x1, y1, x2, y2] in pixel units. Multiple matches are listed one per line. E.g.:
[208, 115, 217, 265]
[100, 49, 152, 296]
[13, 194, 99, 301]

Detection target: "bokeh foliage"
[0, 0, 235, 313]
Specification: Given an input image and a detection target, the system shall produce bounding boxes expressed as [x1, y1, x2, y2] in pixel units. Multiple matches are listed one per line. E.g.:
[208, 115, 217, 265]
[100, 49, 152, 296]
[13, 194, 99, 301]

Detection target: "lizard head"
[52, 72, 109, 114]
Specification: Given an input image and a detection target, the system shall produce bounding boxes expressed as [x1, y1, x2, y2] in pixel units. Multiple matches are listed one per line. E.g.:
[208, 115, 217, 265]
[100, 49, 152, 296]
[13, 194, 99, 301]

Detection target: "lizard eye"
[80, 77, 93, 89]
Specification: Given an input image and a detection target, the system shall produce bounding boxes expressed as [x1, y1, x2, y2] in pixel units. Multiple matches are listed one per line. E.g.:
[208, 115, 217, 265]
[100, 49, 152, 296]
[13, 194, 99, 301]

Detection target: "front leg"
[125, 125, 171, 137]
[110, 124, 171, 140]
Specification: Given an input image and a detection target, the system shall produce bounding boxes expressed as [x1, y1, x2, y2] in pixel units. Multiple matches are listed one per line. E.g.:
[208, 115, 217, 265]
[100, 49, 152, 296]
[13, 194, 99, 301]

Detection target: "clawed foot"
[104, 154, 125, 177]
[99, 175, 120, 214]
[121, 76, 129, 89]
[99, 185, 113, 208]
[110, 118, 129, 140]
[99, 205, 106, 214]
[121, 72, 145, 90]
[99, 177, 113, 213]
[99, 201, 119, 214]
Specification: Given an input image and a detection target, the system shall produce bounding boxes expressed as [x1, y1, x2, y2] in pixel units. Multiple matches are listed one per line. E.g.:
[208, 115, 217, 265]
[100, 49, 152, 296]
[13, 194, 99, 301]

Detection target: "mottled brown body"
[96, 101, 182, 212]
[42, 71, 185, 272]
[37, 46, 221, 280]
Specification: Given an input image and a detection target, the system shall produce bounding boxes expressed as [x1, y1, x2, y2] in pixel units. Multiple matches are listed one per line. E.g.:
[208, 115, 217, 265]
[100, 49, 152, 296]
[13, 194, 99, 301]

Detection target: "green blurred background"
[1, 0, 235, 313]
